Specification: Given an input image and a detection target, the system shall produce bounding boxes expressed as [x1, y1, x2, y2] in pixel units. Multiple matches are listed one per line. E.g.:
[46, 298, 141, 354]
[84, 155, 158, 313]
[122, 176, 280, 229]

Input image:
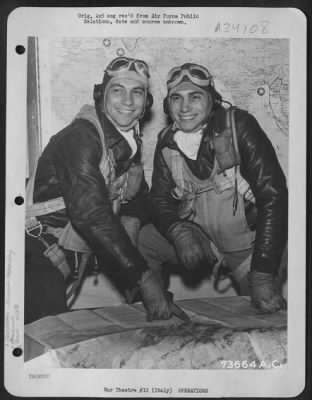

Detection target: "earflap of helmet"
[145, 91, 153, 111]
[93, 83, 103, 104]
[209, 86, 222, 109]
[163, 96, 170, 115]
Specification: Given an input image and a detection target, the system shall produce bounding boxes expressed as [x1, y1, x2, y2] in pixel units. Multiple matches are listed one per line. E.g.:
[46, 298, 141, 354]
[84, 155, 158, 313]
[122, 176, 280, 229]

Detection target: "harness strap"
[25, 154, 65, 230]
[79, 111, 114, 181]
[66, 252, 91, 306]
[171, 150, 185, 194]
[229, 108, 237, 214]
[212, 107, 241, 170]
[230, 107, 240, 163]
[26, 197, 65, 219]
[225, 107, 231, 134]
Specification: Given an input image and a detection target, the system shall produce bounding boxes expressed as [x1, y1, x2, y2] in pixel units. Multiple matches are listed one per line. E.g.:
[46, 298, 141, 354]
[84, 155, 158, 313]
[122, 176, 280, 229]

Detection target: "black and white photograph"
[4, 7, 307, 398]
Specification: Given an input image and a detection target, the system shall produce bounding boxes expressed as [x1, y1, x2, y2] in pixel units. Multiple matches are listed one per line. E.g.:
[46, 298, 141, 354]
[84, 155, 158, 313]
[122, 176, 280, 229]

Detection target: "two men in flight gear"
[138, 63, 288, 313]
[25, 57, 287, 324]
[25, 57, 174, 323]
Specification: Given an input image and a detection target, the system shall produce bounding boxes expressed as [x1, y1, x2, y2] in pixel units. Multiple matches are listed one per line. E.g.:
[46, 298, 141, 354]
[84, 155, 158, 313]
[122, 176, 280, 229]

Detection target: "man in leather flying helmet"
[138, 62, 288, 313]
[25, 57, 176, 323]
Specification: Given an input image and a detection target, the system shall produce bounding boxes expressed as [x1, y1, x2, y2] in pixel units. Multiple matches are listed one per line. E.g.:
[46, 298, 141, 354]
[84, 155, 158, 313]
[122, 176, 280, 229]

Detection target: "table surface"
[24, 296, 287, 368]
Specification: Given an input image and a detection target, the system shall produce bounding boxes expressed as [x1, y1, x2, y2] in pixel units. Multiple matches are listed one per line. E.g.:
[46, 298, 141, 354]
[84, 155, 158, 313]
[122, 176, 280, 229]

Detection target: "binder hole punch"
[14, 196, 24, 205]
[12, 347, 23, 357]
[15, 45, 25, 54]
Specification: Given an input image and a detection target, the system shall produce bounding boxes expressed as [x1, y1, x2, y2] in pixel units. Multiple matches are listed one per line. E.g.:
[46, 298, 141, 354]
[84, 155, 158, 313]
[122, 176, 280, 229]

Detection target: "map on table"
[24, 296, 287, 368]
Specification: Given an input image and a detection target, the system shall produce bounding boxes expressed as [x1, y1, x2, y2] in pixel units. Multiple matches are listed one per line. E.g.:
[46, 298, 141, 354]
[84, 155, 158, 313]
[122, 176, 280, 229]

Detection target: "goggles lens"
[167, 64, 213, 90]
[106, 57, 150, 78]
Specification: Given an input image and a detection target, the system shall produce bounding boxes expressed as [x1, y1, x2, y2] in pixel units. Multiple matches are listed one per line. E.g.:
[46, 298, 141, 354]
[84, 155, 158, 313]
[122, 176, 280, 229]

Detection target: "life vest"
[26, 105, 142, 245]
[161, 107, 256, 253]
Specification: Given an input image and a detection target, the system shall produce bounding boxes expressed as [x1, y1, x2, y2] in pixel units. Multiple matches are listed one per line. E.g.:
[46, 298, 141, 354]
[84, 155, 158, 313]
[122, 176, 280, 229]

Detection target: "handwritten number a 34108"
[215, 21, 269, 34]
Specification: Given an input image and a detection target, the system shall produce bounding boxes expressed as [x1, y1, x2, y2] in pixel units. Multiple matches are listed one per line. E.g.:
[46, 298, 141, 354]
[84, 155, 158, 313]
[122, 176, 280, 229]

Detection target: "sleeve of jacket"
[53, 123, 147, 287]
[150, 137, 181, 237]
[236, 110, 288, 275]
[119, 170, 150, 226]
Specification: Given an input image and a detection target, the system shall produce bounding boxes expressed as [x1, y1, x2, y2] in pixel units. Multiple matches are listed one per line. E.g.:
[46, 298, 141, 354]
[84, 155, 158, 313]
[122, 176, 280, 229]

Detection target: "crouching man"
[25, 57, 174, 323]
[138, 63, 288, 313]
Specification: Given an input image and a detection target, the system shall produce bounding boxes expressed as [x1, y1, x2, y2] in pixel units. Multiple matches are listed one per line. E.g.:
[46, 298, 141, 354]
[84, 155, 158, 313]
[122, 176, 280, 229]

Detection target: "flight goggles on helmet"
[167, 63, 214, 91]
[105, 56, 150, 79]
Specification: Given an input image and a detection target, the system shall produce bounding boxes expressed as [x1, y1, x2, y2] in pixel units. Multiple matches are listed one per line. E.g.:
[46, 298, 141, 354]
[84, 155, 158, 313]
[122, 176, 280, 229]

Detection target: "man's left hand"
[139, 270, 173, 321]
[249, 271, 287, 313]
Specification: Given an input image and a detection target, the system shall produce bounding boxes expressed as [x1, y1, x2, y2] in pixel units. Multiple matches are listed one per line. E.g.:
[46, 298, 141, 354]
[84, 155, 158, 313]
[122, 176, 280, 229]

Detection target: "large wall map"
[45, 37, 289, 183]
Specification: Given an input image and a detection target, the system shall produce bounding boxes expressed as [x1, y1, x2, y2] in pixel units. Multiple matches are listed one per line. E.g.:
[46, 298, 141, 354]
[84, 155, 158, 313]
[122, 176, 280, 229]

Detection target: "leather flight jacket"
[150, 106, 288, 275]
[28, 105, 150, 287]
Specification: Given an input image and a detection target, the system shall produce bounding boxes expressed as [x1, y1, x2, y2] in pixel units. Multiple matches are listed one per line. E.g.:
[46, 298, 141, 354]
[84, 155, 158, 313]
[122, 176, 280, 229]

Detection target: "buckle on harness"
[25, 218, 43, 238]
